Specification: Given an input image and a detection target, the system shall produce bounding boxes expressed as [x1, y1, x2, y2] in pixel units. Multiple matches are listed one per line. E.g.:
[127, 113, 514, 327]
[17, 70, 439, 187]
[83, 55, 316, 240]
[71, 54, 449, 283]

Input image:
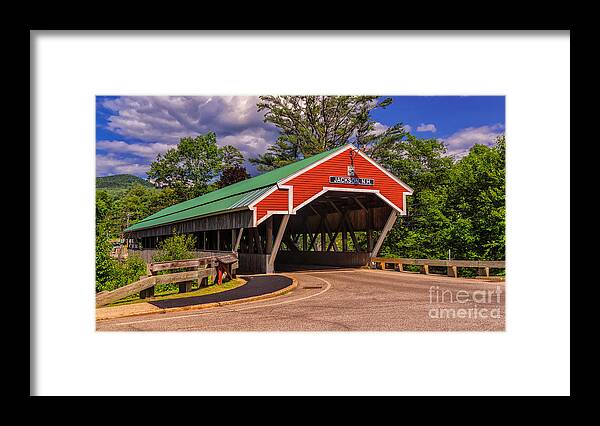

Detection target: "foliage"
[446, 135, 505, 260]
[151, 232, 197, 263]
[96, 174, 154, 196]
[95, 224, 116, 292]
[378, 135, 506, 261]
[147, 132, 245, 200]
[218, 165, 250, 188]
[151, 232, 198, 293]
[219, 144, 245, 168]
[95, 226, 147, 293]
[251, 96, 409, 171]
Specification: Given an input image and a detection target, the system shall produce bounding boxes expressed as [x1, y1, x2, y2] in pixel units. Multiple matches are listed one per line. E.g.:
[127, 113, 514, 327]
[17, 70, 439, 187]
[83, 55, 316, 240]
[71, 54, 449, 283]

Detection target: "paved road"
[96, 268, 505, 331]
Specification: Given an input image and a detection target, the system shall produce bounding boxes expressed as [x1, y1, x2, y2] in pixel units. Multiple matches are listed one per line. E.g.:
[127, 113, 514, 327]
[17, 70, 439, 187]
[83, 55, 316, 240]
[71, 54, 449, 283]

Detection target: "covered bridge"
[124, 144, 413, 274]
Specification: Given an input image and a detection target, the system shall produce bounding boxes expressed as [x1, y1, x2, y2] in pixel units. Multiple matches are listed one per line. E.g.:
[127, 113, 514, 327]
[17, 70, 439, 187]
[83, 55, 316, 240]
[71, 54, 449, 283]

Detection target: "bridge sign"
[329, 176, 375, 186]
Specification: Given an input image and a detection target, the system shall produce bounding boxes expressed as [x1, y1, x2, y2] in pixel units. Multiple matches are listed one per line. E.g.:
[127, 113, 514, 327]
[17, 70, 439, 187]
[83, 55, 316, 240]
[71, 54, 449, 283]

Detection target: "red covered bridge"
[124, 144, 413, 274]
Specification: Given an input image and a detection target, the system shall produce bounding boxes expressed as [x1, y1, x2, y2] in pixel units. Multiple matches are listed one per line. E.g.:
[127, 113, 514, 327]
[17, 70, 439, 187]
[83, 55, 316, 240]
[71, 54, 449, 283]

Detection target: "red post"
[217, 264, 224, 285]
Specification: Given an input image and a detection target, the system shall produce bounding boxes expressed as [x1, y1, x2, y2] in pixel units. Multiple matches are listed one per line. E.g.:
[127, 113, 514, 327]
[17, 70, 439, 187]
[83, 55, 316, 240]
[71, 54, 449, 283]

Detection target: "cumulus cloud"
[417, 123, 437, 133]
[372, 122, 389, 134]
[441, 123, 504, 158]
[102, 96, 278, 145]
[96, 140, 172, 159]
[97, 96, 283, 177]
[96, 154, 150, 176]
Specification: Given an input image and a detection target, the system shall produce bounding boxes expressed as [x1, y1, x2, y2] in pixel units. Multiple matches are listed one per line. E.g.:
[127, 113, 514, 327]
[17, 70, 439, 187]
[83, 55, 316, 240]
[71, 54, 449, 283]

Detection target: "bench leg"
[398, 263, 403, 272]
[178, 281, 193, 293]
[140, 286, 155, 299]
[420, 265, 429, 275]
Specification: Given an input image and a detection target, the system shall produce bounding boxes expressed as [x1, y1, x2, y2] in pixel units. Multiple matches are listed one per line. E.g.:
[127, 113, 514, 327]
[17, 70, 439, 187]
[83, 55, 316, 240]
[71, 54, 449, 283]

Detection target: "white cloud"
[96, 140, 172, 159]
[441, 123, 504, 158]
[96, 154, 150, 177]
[372, 122, 389, 134]
[102, 96, 278, 146]
[417, 123, 437, 133]
[98, 96, 285, 176]
[219, 128, 274, 161]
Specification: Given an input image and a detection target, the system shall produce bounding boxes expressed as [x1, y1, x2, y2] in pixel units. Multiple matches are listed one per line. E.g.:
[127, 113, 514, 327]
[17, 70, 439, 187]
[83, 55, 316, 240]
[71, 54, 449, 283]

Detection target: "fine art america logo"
[329, 176, 375, 185]
[428, 285, 503, 320]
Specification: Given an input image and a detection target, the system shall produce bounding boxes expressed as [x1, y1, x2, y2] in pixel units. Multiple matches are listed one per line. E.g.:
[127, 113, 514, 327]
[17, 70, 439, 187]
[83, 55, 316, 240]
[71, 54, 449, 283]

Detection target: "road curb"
[96, 275, 298, 321]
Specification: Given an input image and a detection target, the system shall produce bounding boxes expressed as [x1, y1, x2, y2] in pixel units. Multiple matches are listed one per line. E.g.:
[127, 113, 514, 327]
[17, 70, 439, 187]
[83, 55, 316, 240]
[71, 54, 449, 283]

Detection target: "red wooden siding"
[254, 188, 289, 222]
[285, 147, 410, 211]
[253, 146, 411, 224]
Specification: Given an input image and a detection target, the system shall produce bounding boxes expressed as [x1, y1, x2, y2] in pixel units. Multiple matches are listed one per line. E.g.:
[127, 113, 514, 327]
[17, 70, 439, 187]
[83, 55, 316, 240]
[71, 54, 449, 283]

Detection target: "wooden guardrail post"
[199, 259, 209, 287]
[420, 264, 429, 275]
[178, 281, 193, 293]
[140, 264, 155, 299]
[477, 266, 490, 278]
[447, 265, 458, 278]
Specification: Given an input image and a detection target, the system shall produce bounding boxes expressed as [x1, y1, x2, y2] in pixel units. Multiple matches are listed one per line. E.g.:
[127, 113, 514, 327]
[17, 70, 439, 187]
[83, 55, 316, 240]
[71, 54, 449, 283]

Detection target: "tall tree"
[148, 132, 242, 200]
[217, 144, 250, 187]
[378, 135, 505, 261]
[219, 144, 245, 168]
[373, 135, 455, 259]
[251, 96, 407, 171]
[446, 135, 505, 260]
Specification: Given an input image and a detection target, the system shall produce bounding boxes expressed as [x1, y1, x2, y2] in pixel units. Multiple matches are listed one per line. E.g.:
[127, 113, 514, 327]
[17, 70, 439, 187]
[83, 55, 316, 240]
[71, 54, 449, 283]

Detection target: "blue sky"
[96, 96, 505, 178]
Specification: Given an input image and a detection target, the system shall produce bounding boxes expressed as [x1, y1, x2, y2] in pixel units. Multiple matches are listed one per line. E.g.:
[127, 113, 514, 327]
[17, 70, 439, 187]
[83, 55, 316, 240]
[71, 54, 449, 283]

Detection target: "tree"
[446, 135, 505, 260]
[219, 144, 245, 168]
[374, 136, 455, 259]
[251, 96, 408, 171]
[148, 133, 223, 200]
[216, 144, 250, 187]
[96, 190, 115, 225]
[96, 223, 116, 292]
[379, 135, 506, 262]
[218, 165, 250, 188]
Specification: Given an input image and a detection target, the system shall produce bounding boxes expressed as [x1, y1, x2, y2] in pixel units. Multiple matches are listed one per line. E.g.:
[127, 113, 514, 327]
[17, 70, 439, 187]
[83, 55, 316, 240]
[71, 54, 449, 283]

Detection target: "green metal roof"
[125, 145, 347, 232]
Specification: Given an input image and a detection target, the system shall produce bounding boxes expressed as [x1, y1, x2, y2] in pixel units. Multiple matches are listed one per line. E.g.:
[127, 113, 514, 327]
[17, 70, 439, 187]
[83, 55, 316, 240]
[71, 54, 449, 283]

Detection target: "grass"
[107, 278, 246, 307]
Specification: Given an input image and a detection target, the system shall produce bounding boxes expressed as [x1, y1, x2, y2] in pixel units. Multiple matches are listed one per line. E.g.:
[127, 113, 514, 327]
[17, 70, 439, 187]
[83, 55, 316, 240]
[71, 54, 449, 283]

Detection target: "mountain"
[96, 174, 155, 195]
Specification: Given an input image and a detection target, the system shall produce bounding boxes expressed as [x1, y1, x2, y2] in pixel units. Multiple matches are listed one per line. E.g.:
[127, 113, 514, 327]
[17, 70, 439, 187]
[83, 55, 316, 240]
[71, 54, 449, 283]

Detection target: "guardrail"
[371, 257, 505, 278]
[96, 253, 238, 307]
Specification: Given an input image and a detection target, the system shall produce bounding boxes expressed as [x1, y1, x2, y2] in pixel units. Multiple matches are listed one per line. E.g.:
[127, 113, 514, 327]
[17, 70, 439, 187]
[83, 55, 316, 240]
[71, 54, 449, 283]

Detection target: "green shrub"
[95, 229, 148, 293]
[96, 227, 116, 292]
[152, 232, 197, 263]
[152, 232, 198, 292]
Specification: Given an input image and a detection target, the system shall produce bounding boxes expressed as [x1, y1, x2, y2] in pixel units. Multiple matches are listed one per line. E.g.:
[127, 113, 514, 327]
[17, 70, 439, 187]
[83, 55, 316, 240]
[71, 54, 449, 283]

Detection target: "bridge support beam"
[370, 210, 398, 258]
[267, 214, 290, 274]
